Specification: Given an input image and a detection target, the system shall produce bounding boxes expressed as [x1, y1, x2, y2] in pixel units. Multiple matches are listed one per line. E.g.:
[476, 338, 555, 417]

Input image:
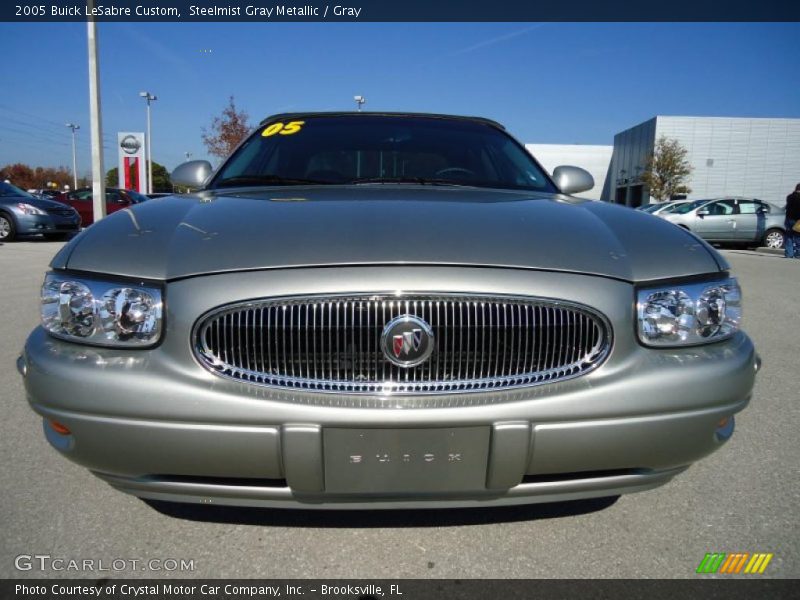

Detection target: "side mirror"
[171, 160, 213, 190]
[552, 165, 594, 195]
[757, 206, 769, 215]
[696, 208, 710, 217]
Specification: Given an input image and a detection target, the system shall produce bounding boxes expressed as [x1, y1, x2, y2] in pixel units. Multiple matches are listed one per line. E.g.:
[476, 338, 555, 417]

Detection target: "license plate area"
[323, 427, 490, 494]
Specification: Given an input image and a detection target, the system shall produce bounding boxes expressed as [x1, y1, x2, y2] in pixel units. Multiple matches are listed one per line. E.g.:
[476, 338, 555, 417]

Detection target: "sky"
[1, 22, 799, 176]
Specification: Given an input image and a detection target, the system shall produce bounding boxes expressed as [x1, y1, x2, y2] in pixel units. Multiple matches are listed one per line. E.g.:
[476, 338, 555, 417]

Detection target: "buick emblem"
[380, 315, 434, 368]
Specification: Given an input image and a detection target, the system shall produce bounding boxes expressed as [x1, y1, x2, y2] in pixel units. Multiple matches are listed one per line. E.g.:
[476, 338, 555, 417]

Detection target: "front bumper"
[20, 266, 759, 508]
[21, 329, 756, 508]
[15, 213, 80, 235]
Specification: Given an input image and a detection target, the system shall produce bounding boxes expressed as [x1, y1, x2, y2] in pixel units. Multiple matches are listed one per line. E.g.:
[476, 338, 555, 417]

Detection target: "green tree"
[201, 96, 251, 160]
[641, 136, 693, 202]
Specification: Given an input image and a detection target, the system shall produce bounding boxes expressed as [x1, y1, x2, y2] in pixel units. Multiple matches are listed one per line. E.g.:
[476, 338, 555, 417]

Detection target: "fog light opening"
[715, 415, 735, 441]
[49, 421, 72, 436]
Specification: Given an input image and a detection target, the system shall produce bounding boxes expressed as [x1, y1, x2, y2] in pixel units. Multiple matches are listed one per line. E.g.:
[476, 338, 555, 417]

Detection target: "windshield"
[210, 115, 556, 193]
[125, 189, 150, 203]
[0, 181, 35, 199]
[660, 202, 687, 213]
[639, 204, 660, 213]
[672, 199, 709, 214]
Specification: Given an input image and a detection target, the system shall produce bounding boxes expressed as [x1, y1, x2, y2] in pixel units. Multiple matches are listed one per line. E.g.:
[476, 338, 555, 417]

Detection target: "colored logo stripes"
[696, 553, 774, 574]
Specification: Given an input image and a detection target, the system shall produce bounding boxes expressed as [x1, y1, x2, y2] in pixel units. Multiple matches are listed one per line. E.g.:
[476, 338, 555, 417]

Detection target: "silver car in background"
[18, 113, 758, 509]
[660, 197, 785, 249]
[637, 200, 690, 215]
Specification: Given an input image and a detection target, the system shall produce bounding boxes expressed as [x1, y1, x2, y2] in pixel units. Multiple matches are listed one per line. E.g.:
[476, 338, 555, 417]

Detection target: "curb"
[755, 247, 784, 256]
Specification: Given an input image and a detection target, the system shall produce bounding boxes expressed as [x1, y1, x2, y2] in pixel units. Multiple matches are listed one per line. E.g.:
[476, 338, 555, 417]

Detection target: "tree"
[0, 163, 72, 190]
[201, 96, 251, 160]
[106, 161, 172, 192]
[641, 136, 693, 202]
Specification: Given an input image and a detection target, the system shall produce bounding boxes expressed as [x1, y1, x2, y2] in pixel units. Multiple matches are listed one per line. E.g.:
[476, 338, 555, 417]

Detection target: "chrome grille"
[194, 294, 611, 395]
[46, 207, 75, 217]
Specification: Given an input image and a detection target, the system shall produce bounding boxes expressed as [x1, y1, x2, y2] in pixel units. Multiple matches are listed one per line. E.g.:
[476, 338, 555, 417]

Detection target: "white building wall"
[525, 143, 613, 200]
[654, 116, 800, 205]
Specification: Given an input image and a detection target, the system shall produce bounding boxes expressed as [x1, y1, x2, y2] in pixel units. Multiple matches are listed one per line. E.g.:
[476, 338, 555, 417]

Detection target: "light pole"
[139, 91, 157, 194]
[65, 123, 80, 190]
[354, 95, 366, 111]
[87, 6, 106, 223]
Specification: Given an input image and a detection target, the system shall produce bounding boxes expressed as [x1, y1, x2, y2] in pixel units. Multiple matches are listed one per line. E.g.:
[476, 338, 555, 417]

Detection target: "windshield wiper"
[349, 177, 474, 187]
[214, 175, 334, 188]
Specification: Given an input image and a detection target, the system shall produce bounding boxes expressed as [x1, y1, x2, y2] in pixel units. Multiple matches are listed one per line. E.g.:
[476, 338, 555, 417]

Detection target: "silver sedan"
[18, 112, 758, 509]
[659, 197, 786, 249]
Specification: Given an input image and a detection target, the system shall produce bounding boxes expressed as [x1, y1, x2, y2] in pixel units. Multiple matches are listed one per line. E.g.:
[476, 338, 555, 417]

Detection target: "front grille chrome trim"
[192, 293, 612, 396]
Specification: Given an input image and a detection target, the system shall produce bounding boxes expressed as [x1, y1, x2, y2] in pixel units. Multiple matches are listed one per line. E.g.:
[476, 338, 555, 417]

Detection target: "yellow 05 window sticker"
[262, 121, 306, 137]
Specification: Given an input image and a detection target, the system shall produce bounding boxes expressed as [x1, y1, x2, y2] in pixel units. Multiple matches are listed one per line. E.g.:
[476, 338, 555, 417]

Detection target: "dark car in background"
[60, 187, 150, 226]
[0, 181, 80, 241]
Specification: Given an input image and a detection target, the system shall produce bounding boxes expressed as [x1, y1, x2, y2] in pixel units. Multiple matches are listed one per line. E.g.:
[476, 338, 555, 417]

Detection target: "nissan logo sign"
[120, 135, 141, 155]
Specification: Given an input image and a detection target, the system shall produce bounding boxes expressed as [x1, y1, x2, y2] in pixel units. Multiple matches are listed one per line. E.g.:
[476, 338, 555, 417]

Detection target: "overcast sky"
[1, 22, 798, 174]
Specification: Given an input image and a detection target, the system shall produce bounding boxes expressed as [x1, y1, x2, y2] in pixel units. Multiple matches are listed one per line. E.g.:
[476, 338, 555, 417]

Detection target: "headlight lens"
[41, 273, 163, 347]
[17, 202, 47, 215]
[637, 278, 741, 346]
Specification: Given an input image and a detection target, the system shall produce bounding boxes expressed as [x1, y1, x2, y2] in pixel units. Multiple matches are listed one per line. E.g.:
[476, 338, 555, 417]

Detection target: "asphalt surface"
[1, 240, 797, 579]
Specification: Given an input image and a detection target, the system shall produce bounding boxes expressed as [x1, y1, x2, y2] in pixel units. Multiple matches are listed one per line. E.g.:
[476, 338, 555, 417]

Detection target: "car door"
[694, 199, 737, 240]
[105, 190, 130, 216]
[66, 190, 94, 225]
[732, 200, 762, 242]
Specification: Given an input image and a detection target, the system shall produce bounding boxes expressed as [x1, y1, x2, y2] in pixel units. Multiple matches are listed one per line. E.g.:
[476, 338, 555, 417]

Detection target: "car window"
[738, 201, 760, 214]
[706, 200, 737, 216]
[124, 190, 150, 203]
[661, 202, 686, 213]
[673, 200, 708, 214]
[75, 190, 93, 201]
[211, 115, 557, 193]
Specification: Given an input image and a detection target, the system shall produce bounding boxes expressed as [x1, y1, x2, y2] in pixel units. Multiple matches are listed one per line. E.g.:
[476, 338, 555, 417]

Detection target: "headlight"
[41, 273, 163, 347]
[17, 202, 47, 215]
[637, 277, 741, 347]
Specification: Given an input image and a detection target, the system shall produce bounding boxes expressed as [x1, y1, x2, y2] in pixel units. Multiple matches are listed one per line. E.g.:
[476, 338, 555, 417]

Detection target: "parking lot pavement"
[1, 241, 797, 579]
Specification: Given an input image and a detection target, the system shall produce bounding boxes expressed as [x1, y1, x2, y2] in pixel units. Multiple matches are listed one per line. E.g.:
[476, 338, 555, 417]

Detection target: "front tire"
[0, 214, 16, 242]
[763, 228, 785, 249]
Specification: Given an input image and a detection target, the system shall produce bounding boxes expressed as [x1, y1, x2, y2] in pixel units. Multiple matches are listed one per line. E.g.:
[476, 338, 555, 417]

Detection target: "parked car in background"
[19, 112, 758, 509]
[660, 197, 785, 249]
[27, 189, 64, 201]
[0, 181, 80, 241]
[59, 187, 150, 226]
[638, 200, 690, 215]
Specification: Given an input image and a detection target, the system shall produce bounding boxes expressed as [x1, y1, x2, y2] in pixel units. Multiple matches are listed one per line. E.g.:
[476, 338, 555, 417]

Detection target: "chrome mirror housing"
[552, 165, 595, 195]
[171, 160, 213, 190]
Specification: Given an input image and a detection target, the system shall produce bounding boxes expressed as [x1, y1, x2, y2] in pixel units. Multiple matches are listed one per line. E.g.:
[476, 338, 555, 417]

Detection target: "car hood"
[54, 186, 726, 282]
[8, 195, 70, 210]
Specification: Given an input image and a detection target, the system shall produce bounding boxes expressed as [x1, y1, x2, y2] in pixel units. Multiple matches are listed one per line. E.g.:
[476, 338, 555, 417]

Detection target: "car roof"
[257, 111, 506, 130]
[695, 197, 764, 201]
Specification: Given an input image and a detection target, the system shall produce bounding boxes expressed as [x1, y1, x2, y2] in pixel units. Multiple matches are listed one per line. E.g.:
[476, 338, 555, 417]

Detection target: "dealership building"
[528, 116, 800, 207]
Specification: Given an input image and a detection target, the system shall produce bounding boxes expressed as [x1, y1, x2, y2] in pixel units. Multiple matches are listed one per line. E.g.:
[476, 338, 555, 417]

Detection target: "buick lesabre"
[18, 113, 759, 509]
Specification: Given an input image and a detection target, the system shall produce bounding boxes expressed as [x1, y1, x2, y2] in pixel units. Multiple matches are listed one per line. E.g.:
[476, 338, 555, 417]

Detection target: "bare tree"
[641, 136, 693, 202]
[201, 96, 251, 160]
